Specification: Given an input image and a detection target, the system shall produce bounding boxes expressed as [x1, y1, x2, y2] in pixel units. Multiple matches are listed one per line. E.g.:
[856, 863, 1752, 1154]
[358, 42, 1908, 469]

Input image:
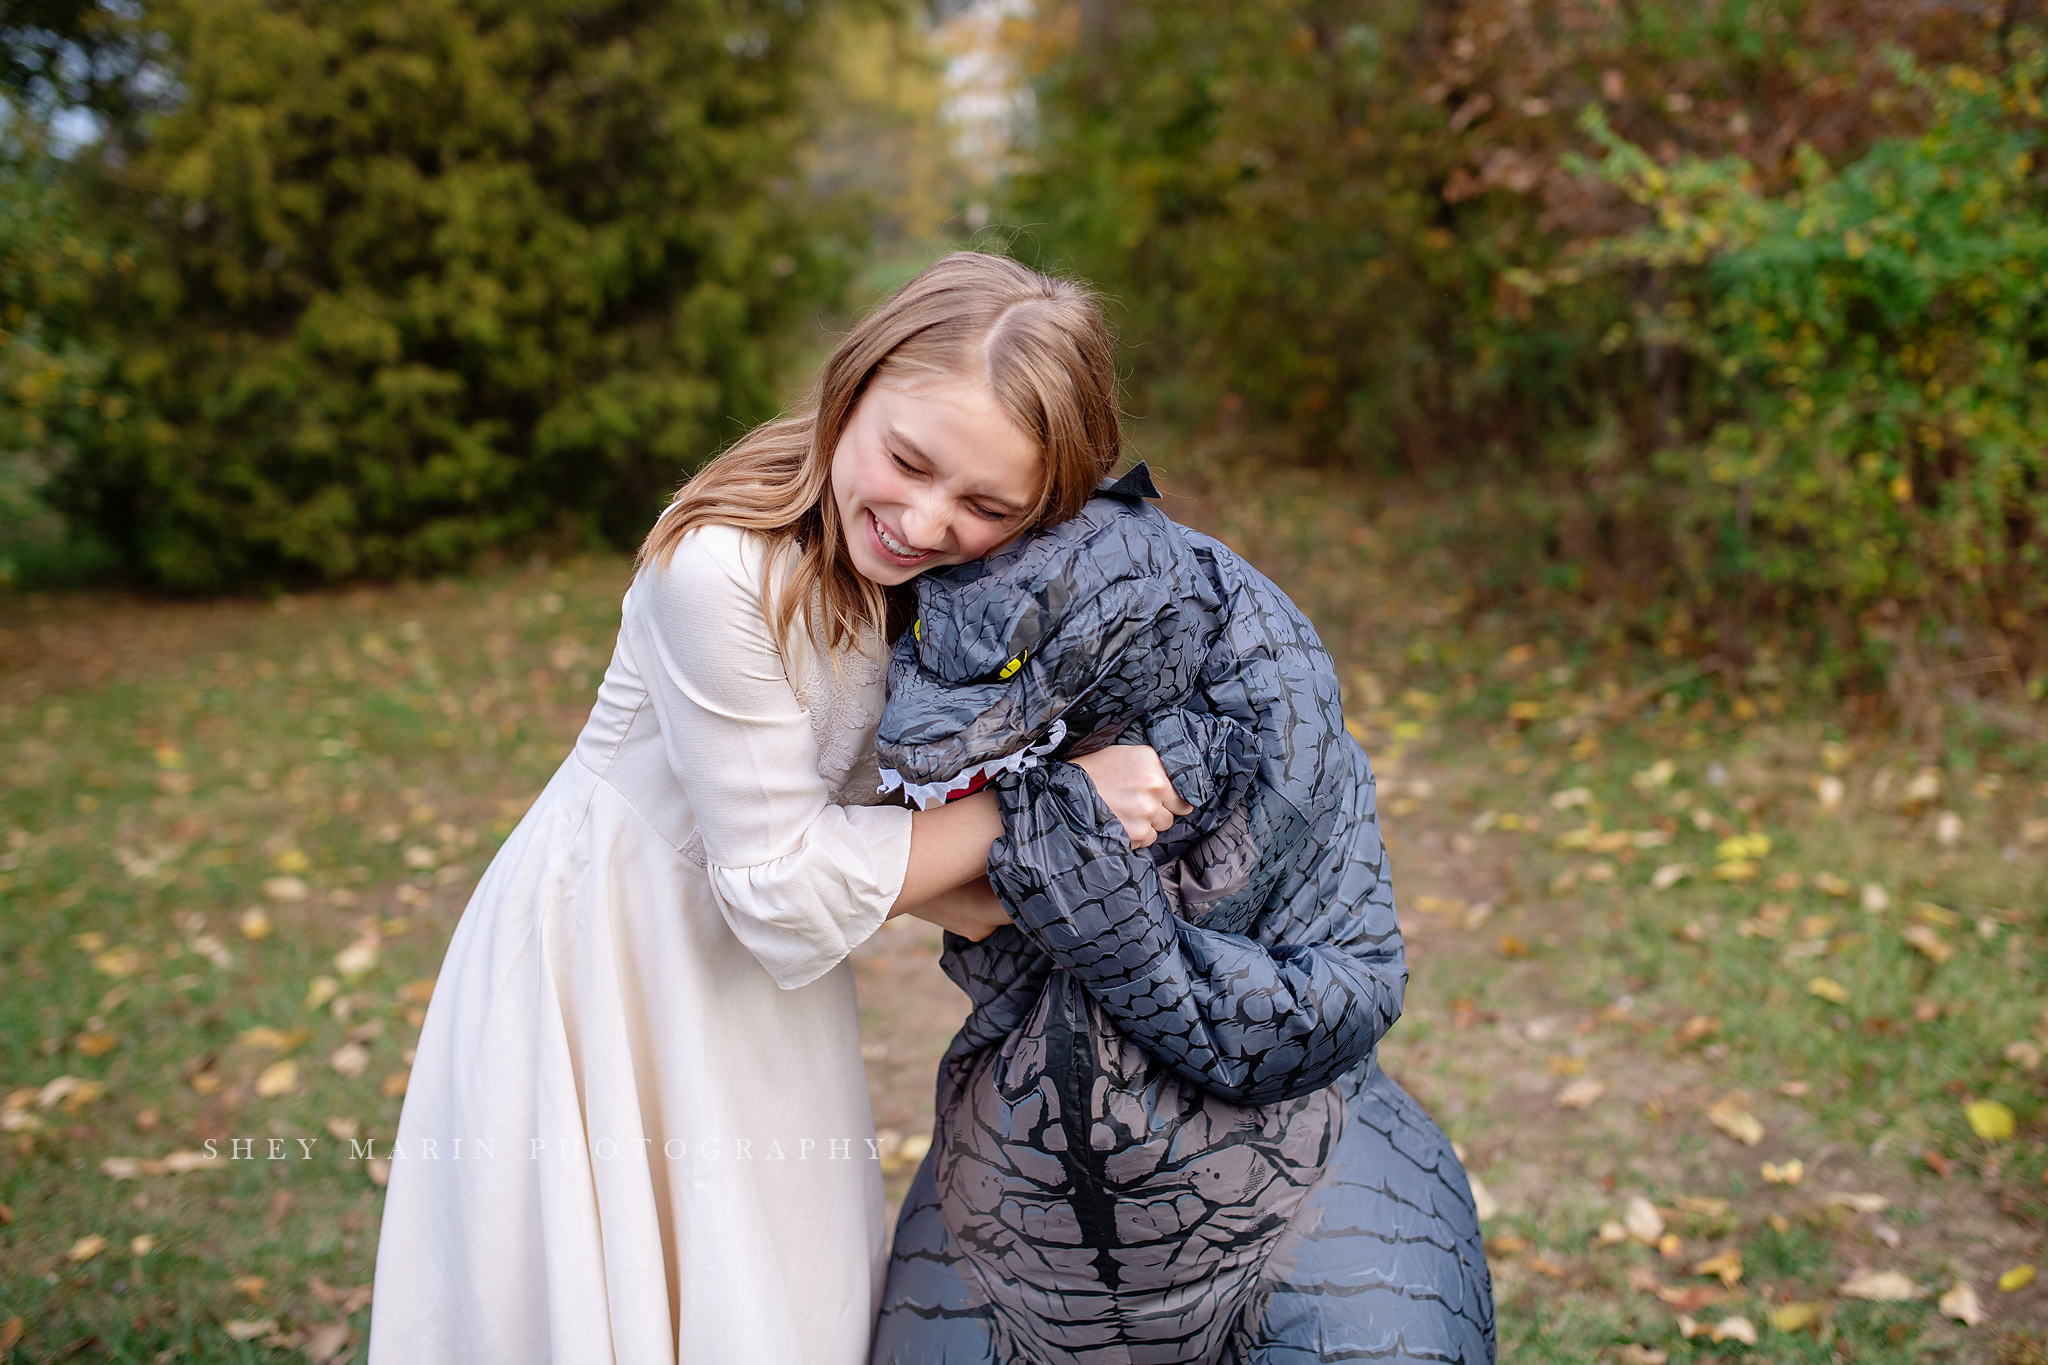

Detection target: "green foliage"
[1542, 46, 2048, 665]
[52, 0, 861, 590]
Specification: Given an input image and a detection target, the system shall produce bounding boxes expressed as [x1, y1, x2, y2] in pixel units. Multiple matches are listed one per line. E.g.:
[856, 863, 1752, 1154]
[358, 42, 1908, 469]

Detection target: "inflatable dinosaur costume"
[869, 468, 1495, 1365]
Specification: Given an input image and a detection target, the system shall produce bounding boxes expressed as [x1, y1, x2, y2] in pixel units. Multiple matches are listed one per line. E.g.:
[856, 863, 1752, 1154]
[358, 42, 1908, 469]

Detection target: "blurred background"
[5, 1, 2048, 1361]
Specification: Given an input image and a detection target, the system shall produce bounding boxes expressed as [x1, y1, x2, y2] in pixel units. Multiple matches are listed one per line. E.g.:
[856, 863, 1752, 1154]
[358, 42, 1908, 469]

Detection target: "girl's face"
[831, 376, 1043, 586]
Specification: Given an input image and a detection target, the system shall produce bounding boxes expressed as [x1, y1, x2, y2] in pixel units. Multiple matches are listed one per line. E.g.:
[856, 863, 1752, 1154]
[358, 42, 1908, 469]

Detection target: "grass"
[0, 460, 2044, 1361]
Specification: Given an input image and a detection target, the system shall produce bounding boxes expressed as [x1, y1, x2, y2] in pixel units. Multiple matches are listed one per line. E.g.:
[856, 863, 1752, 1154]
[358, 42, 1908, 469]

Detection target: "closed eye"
[892, 451, 1011, 522]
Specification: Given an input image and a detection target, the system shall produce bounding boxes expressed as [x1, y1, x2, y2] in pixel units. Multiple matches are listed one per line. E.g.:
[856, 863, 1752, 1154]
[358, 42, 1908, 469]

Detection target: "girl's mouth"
[867, 510, 937, 567]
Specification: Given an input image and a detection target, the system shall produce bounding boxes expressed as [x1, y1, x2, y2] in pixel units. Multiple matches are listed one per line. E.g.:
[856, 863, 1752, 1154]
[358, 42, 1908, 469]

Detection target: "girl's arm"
[892, 745, 1191, 940]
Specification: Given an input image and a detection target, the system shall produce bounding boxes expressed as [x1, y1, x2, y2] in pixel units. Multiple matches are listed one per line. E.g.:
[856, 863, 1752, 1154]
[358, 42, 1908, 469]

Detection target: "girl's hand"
[1071, 744, 1193, 849]
[901, 877, 1013, 942]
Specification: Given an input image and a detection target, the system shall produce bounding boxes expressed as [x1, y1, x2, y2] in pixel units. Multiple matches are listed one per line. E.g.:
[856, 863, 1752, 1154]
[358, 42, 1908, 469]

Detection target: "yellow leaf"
[232, 1274, 268, 1300]
[254, 1060, 297, 1098]
[1966, 1099, 2016, 1142]
[1693, 1249, 1743, 1286]
[1771, 1301, 1826, 1331]
[238, 1026, 309, 1053]
[1676, 1196, 1730, 1215]
[1706, 1093, 1765, 1146]
[380, 1070, 410, 1097]
[0, 1315, 22, 1353]
[91, 947, 146, 978]
[129, 1234, 156, 1256]
[1760, 1158, 1804, 1185]
[334, 939, 380, 979]
[73, 931, 108, 952]
[272, 848, 310, 874]
[222, 1319, 276, 1342]
[1901, 923, 1955, 964]
[76, 1031, 118, 1057]
[67, 1234, 107, 1263]
[1838, 1269, 1918, 1301]
[2000, 1264, 2036, 1292]
[1555, 1078, 1607, 1110]
[1808, 976, 1851, 1005]
[305, 976, 340, 1011]
[262, 876, 309, 902]
[1714, 832, 1771, 861]
[237, 908, 272, 940]
[1710, 859, 1758, 882]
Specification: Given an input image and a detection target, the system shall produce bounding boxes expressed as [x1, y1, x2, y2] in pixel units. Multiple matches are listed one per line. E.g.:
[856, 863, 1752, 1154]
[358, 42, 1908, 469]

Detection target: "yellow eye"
[997, 653, 1025, 680]
[913, 618, 921, 642]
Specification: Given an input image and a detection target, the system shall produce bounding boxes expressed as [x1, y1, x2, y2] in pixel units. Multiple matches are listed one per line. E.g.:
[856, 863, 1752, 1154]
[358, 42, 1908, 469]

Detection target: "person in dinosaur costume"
[869, 465, 1495, 1365]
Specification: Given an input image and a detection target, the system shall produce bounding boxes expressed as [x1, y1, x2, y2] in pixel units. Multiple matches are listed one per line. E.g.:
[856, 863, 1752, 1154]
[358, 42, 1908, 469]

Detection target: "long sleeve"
[626, 525, 912, 989]
[986, 743, 1405, 1105]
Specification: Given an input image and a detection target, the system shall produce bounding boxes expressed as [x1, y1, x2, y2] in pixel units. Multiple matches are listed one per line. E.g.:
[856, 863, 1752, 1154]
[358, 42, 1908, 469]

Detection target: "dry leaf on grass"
[309, 1279, 374, 1314]
[1705, 1093, 1765, 1146]
[366, 1158, 391, 1187]
[1772, 1301, 1827, 1332]
[1554, 1078, 1607, 1110]
[67, 1234, 107, 1263]
[1967, 1099, 2017, 1141]
[1760, 1159, 1804, 1185]
[1837, 1269, 1919, 1301]
[223, 1319, 277, 1342]
[1622, 1197, 1664, 1244]
[255, 1060, 298, 1098]
[1939, 1282, 1984, 1325]
[1692, 1249, 1743, 1287]
[331, 1042, 371, 1078]
[1616, 1346, 1667, 1365]
[1901, 923, 1955, 964]
[130, 1234, 156, 1256]
[303, 1321, 354, 1364]
[238, 908, 272, 940]
[2001, 1264, 2037, 1292]
[0, 1317, 21, 1352]
[1807, 976, 1851, 1005]
[1825, 1191, 1888, 1213]
[1709, 1316, 1757, 1346]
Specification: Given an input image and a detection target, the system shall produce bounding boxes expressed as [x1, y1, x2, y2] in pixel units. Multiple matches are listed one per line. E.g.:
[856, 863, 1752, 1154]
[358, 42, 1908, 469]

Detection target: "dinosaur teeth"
[879, 720, 1067, 810]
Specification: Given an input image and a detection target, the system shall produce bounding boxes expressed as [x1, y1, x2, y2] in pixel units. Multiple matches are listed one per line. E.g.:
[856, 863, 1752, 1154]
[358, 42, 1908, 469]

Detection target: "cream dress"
[367, 525, 912, 1365]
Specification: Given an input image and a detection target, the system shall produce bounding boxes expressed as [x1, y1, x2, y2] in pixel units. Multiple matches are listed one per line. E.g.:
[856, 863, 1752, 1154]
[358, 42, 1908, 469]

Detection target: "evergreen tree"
[58, 0, 856, 588]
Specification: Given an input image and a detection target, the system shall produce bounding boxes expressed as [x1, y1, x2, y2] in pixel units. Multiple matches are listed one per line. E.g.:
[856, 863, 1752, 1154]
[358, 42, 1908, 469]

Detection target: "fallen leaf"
[395, 977, 437, 1005]
[366, 1157, 391, 1187]
[1676, 1313, 1704, 1339]
[1923, 1149, 1954, 1177]
[1861, 882, 1891, 913]
[1936, 811, 1963, 847]
[309, 1279, 374, 1313]
[1808, 976, 1851, 1005]
[1656, 1284, 1728, 1311]
[67, 1234, 107, 1263]
[232, 1274, 268, 1299]
[305, 976, 341, 1011]
[1676, 1015, 1722, 1045]
[1967, 1099, 2017, 1141]
[1676, 1196, 1731, 1216]
[238, 908, 272, 940]
[1771, 1301, 1827, 1332]
[1760, 1159, 1805, 1186]
[1651, 863, 1695, 890]
[0, 1319, 20, 1352]
[255, 1060, 298, 1098]
[1813, 872, 1852, 897]
[1550, 787, 1593, 809]
[1624, 1196, 1665, 1244]
[2005, 1041, 2042, 1069]
[1711, 859, 1758, 882]
[1485, 1234, 1526, 1255]
[1593, 1221, 1628, 1247]
[1527, 1255, 1567, 1279]
[2001, 1264, 2037, 1292]
[76, 1031, 118, 1057]
[1715, 832, 1771, 862]
[1555, 1078, 1607, 1110]
[1901, 923, 1955, 964]
[1706, 1093, 1765, 1146]
[380, 1070, 409, 1098]
[1693, 1249, 1743, 1287]
[303, 1321, 353, 1364]
[263, 876, 309, 902]
[1838, 1269, 1919, 1301]
[1913, 901, 1962, 928]
[334, 939, 379, 979]
[223, 1319, 277, 1342]
[1939, 1282, 1984, 1325]
[1711, 1316, 1758, 1345]
[1826, 1191, 1889, 1213]
[1497, 934, 1530, 959]
[1657, 1233, 1684, 1258]
[239, 1026, 310, 1053]
[1815, 776, 1845, 812]
[331, 1042, 371, 1078]
[91, 946, 146, 978]
[1616, 1346, 1667, 1365]
[273, 848, 311, 874]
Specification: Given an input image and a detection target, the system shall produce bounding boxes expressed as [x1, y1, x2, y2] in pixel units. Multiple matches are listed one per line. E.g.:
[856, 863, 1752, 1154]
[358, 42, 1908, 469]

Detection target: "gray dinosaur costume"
[869, 468, 1495, 1365]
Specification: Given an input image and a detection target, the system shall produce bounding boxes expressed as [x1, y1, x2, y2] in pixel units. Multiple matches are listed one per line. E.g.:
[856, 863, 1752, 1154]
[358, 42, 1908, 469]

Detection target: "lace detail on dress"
[789, 629, 892, 806]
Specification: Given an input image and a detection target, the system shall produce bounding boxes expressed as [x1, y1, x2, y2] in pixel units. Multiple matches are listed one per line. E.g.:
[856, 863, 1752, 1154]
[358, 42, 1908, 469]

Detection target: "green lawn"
[2, 466, 2045, 1362]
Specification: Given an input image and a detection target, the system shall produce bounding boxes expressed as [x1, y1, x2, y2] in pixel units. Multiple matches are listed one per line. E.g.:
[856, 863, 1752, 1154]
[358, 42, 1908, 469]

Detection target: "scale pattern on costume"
[872, 468, 1496, 1364]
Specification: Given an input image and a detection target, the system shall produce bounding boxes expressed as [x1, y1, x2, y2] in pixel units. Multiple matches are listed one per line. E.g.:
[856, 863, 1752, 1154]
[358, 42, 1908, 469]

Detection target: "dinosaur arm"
[989, 758, 1404, 1105]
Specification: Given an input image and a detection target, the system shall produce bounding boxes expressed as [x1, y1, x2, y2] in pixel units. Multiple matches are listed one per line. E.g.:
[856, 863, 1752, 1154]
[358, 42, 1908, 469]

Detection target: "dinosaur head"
[876, 467, 1208, 808]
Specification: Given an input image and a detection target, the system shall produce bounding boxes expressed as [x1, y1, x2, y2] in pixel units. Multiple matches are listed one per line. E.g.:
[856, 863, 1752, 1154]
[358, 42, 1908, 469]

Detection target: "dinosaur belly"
[932, 974, 1345, 1364]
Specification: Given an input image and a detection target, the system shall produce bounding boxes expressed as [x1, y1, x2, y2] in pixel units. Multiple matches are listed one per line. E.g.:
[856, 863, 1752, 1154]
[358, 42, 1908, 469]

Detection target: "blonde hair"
[636, 251, 1123, 657]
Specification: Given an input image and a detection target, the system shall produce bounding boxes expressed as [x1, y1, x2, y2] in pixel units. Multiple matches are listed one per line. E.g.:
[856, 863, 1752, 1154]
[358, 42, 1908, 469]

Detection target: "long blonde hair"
[637, 251, 1123, 656]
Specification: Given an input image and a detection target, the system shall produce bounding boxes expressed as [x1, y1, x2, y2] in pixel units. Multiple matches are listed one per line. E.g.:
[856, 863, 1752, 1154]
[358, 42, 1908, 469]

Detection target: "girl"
[367, 252, 1188, 1365]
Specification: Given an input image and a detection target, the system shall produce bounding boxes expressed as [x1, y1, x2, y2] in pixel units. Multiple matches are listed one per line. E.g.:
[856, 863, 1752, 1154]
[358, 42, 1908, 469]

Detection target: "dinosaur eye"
[912, 618, 921, 642]
[996, 652, 1026, 680]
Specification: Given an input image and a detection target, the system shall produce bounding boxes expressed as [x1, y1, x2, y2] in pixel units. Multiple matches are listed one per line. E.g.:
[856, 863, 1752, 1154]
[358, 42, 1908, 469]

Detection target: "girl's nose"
[897, 500, 946, 551]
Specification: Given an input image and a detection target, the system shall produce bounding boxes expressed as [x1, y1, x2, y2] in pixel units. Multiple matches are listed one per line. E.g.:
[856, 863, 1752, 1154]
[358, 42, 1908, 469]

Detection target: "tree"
[57, 0, 860, 589]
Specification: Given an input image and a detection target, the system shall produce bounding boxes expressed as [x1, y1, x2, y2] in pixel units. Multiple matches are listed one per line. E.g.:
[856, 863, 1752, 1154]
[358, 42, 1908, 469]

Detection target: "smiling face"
[830, 376, 1044, 587]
